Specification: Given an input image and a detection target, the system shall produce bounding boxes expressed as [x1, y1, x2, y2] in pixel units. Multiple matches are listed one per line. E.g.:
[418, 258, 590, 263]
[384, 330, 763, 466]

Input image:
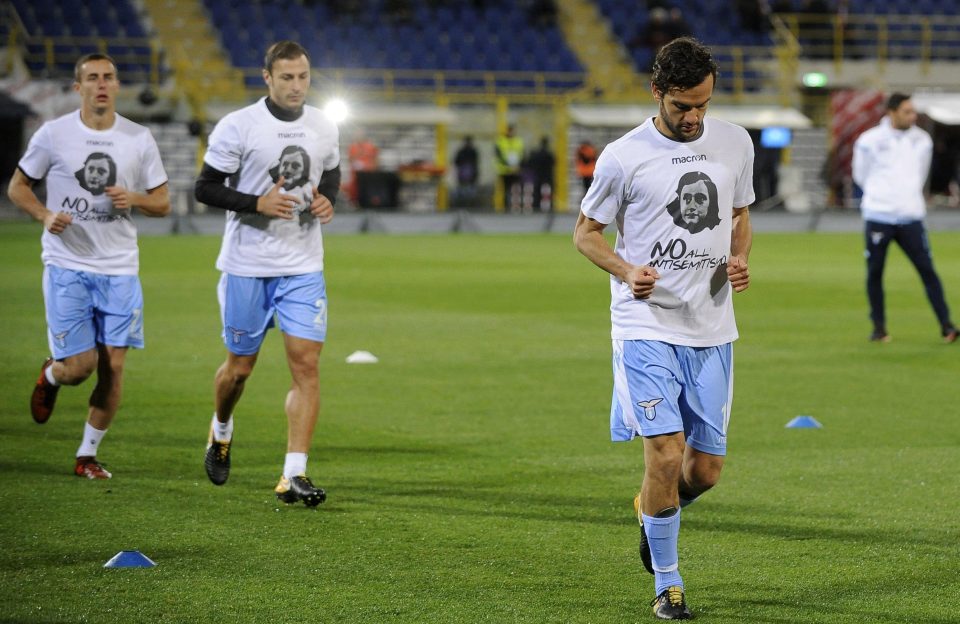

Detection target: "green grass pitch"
[1, 222, 959, 623]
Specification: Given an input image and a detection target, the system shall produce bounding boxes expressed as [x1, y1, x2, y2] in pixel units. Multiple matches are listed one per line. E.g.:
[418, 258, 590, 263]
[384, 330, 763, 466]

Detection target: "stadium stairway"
[555, 0, 647, 100]
[141, 0, 244, 117]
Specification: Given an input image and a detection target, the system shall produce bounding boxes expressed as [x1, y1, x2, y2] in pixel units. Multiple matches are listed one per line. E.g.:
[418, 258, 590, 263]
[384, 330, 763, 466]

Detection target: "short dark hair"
[74, 53, 117, 83]
[651, 37, 718, 95]
[264, 41, 310, 73]
[886, 92, 911, 111]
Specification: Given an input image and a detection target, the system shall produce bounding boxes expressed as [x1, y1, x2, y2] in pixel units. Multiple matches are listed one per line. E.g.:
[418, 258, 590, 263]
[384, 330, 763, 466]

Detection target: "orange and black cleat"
[75, 456, 112, 480]
[30, 358, 60, 424]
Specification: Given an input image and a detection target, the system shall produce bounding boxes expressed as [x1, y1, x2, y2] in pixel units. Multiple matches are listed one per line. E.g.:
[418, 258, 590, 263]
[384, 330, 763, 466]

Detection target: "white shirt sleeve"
[323, 131, 341, 171]
[580, 149, 626, 225]
[851, 135, 871, 188]
[17, 124, 52, 181]
[733, 131, 756, 208]
[204, 115, 244, 174]
[139, 130, 169, 190]
[918, 132, 933, 182]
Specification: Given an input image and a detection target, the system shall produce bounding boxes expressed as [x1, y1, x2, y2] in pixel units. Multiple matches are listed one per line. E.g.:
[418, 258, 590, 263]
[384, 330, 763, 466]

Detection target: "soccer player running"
[574, 38, 754, 620]
[194, 41, 341, 507]
[7, 54, 171, 479]
[852, 92, 958, 344]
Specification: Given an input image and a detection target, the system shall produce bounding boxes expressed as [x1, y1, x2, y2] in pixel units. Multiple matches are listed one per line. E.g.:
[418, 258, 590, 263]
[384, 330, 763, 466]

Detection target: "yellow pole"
[553, 98, 569, 213]
[494, 96, 508, 213]
[435, 95, 449, 212]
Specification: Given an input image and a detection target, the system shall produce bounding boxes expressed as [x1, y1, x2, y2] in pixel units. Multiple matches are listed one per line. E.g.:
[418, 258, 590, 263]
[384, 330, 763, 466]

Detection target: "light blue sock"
[642, 509, 683, 595]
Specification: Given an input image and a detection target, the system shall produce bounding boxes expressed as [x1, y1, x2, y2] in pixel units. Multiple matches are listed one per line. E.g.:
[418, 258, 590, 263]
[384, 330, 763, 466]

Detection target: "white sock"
[45, 364, 58, 386]
[283, 452, 307, 479]
[211, 413, 233, 442]
[76, 422, 107, 458]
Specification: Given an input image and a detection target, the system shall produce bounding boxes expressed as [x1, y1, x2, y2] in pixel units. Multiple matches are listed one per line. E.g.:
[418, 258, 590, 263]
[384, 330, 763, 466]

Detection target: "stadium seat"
[203, 0, 583, 82]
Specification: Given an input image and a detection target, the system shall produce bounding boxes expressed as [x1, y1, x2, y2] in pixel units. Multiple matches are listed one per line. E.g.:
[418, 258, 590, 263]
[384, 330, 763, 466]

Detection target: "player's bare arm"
[309, 187, 334, 223]
[257, 176, 299, 220]
[574, 212, 660, 299]
[7, 168, 73, 234]
[727, 205, 752, 292]
[106, 182, 171, 217]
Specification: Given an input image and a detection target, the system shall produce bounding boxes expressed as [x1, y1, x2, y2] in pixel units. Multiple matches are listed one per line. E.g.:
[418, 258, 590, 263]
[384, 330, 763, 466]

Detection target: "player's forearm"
[132, 184, 171, 217]
[194, 163, 259, 212]
[7, 172, 50, 223]
[316, 165, 341, 206]
[730, 206, 752, 261]
[575, 218, 632, 281]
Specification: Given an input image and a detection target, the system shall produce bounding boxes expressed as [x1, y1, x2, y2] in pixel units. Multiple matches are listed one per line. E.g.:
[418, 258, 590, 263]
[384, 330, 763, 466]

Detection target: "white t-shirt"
[581, 117, 755, 347]
[204, 99, 341, 277]
[18, 111, 167, 275]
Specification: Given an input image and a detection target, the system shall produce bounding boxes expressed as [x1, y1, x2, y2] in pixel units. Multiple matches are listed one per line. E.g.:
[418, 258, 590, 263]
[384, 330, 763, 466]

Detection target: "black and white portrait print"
[665, 171, 721, 234]
[268, 145, 313, 215]
[74, 152, 117, 196]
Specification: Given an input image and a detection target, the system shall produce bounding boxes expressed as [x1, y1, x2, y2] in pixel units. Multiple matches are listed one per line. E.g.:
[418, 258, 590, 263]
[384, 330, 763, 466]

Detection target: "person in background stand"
[852, 92, 958, 344]
[454, 135, 479, 208]
[575, 140, 598, 193]
[528, 135, 556, 212]
[347, 126, 379, 206]
[495, 124, 524, 212]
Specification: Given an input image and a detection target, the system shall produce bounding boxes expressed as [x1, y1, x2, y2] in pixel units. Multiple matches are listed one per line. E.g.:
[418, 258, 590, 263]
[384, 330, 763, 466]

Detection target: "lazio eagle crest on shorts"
[637, 398, 664, 421]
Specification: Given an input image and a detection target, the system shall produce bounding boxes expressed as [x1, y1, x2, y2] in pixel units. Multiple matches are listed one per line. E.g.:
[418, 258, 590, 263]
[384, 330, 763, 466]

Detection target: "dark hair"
[264, 41, 310, 73]
[74, 53, 117, 83]
[886, 92, 911, 111]
[651, 37, 718, 95]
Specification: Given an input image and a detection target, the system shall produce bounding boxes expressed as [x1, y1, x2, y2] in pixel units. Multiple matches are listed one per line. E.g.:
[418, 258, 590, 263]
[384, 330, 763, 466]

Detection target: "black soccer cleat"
[275, 475, 326, 507]
[869, 328, 890, 343]
[651, 586, 692, 620]
[634, 494, 654, 575]
[639, 523, 654, 575]
[30, 358, 60, 424]
[204, 438, 231, 485]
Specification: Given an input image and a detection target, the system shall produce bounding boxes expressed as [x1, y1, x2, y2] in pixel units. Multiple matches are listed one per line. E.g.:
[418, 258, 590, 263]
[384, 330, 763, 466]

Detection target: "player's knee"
[58, 353, 98, 385]
[688, 465, 723, 492]
[223, 352, 258, 381]
[229, 364, 254, 384]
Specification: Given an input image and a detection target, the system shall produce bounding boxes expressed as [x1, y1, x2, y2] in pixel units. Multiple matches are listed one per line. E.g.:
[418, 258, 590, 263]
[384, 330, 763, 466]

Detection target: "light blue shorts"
[218, 272, 327, 355]
[42, 265, 145, 359]
[610, 339, 733, 455]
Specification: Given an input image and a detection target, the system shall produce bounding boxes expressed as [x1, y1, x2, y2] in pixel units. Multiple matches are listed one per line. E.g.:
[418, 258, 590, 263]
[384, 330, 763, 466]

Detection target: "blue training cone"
[104, 550, 156, 568]
[786, 415, 823, 429]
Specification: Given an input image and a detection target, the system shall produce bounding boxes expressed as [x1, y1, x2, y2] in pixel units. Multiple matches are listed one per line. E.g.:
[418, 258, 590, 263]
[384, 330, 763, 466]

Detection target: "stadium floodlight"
[802, 72, 828, 88]
[323, 98, 349, 123]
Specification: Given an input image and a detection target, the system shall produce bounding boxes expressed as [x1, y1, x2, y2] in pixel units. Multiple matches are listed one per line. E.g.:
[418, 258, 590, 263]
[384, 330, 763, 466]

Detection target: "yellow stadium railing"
[779, 12, 960, 74]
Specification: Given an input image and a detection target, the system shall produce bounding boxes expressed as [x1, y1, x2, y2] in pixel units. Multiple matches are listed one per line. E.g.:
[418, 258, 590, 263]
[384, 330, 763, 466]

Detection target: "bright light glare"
[802, 72, 827, 88]
[323, 98, 349, 123]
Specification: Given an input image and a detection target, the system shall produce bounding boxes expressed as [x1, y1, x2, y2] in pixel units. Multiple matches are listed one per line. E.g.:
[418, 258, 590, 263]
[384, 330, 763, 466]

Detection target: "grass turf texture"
[1, 222, 959, 623]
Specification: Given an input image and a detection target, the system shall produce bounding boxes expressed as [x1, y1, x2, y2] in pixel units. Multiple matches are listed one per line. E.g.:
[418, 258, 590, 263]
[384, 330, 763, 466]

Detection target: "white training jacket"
[852, 117, 932, 224]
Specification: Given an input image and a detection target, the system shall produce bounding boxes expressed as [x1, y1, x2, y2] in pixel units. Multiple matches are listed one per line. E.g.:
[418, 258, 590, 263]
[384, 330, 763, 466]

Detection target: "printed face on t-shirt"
[680, 180, 710, 226]
[279, 151, 305, 185]
[74, 152, 117, 196]
[665, 171, 720, 234]
[270, 146, 311, 191]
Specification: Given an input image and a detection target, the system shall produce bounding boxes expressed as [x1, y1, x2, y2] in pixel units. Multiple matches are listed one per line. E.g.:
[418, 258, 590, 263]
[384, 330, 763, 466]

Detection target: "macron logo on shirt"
[671, 155, 707, 165]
